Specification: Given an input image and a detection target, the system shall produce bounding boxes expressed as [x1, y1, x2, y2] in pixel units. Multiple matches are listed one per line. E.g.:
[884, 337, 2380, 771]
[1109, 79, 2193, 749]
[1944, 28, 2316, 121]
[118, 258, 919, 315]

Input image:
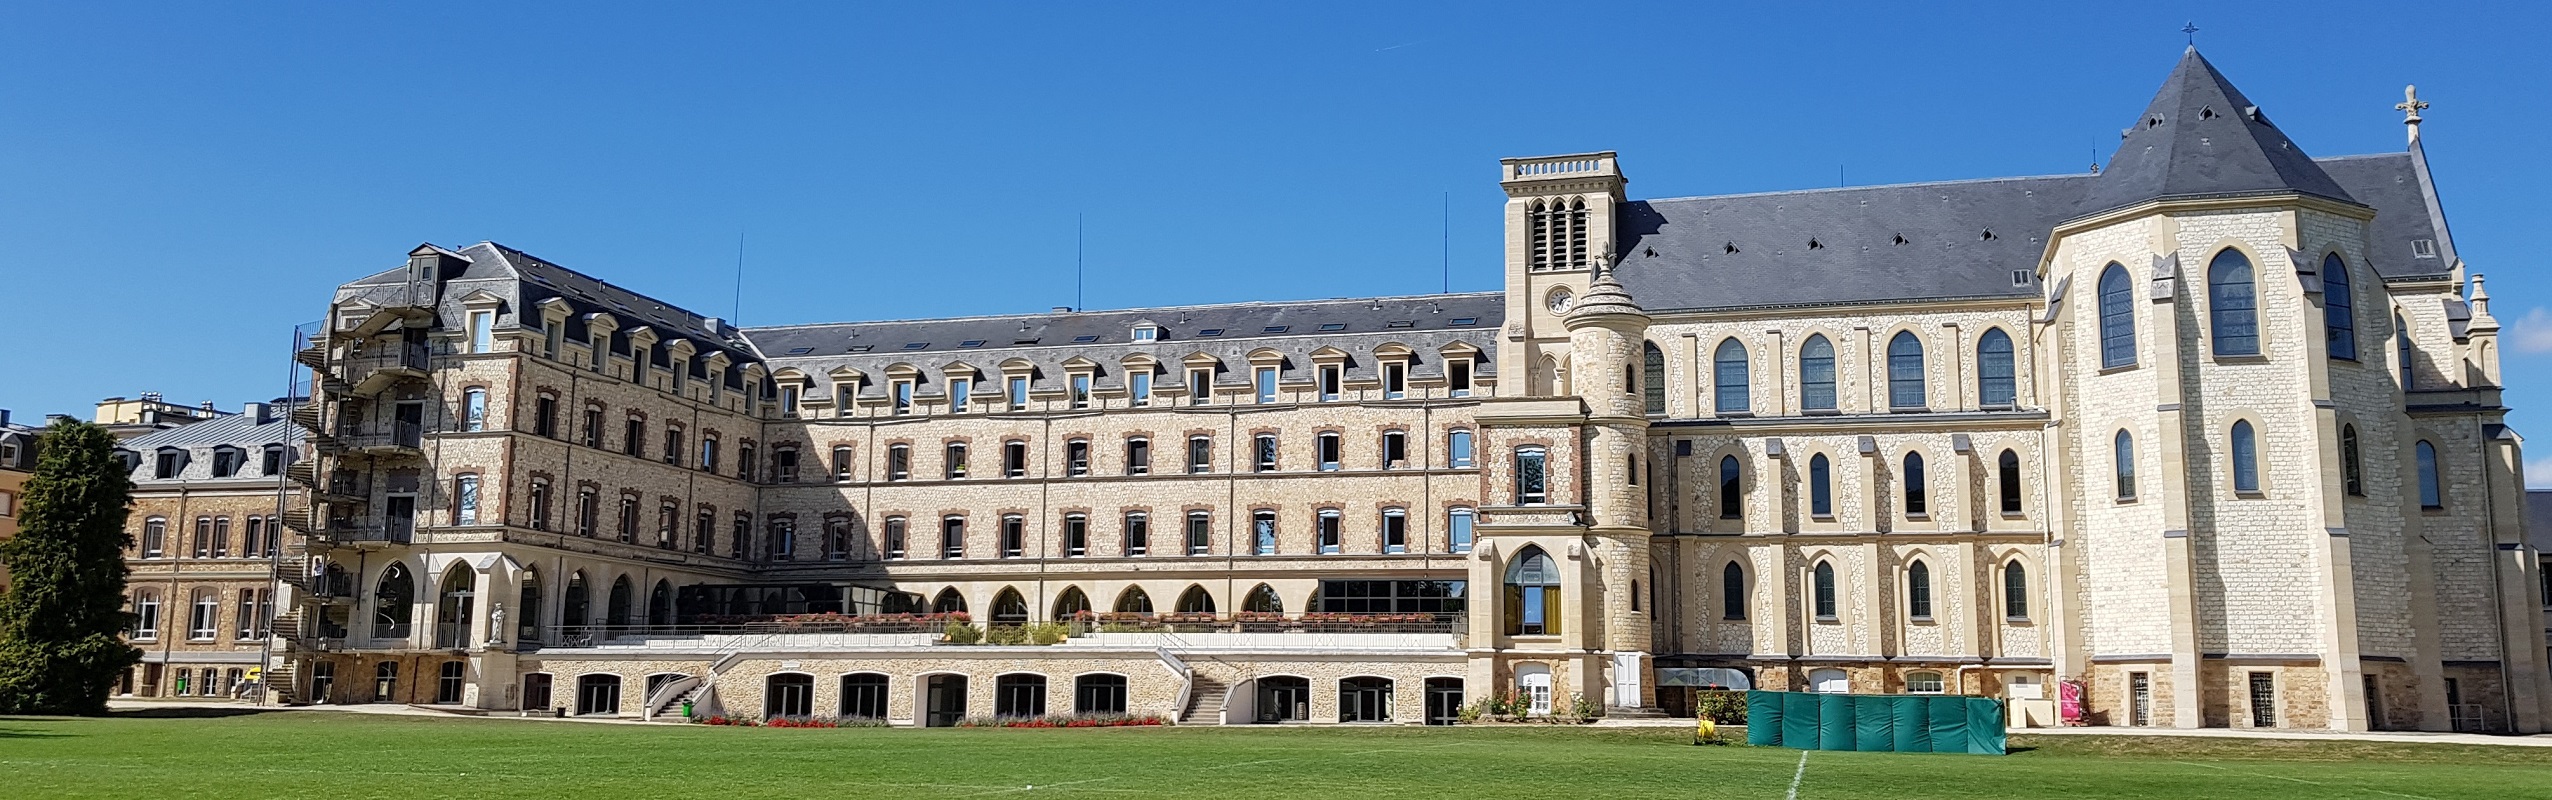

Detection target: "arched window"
[1114, 586, 1152, 614]
[1076, 673, 1130, 715]
[1902, 452, 1927, 515]
[605, 576, 632, 628]
[1811, 560, 1837, 618]
[1448, 429, 1474, 468]
[1977, 328, 2015, 407]
[1998, 449, 2023, 514]
[1907, 560, 1933, 619]
[990, 587, 1029, 624]
[2396, 313, 2415, 388]
[1887, 331, 1926, 409]
[2416, 440, 2442, 509]
[766, 673, 814, 719]
[1713, 338, 1749, 414]
[2209, 249, 2259, 356]
[1175, 584, 1215, 613]
[2099, 263, 2136, 367]
[841, 673, 890, 719]
[2114, 430, 2137, 501]
[1642, 341, 1667, 415]
[2324, 253, 2357, 360]
[931, 587, 966, 614]
[1799, 334, 1837, 411]
[1717, 455, 1742, 519]
[2340, 424, 2363, 496]
[1720, 561, 1747, 620]
[1241, 583, 1283, 614]
[648, 579, 673, 627]
[434, 568, 475, 648]
[561, 572, 590, 634]
[374, 563, 414, 639]
[1503, 546, 1562, 636]
[1809, 454, 1833, 517]
[516, 569, 543, 643]
[2003, 560, 2030, 619]
[2231, 421, 2259, 493]
[1053, 586, 1092, 621]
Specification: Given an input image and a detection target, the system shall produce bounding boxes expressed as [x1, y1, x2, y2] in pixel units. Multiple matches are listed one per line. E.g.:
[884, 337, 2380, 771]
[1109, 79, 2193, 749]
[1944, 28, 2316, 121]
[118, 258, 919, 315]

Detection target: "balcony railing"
[317, 521, 413, 546]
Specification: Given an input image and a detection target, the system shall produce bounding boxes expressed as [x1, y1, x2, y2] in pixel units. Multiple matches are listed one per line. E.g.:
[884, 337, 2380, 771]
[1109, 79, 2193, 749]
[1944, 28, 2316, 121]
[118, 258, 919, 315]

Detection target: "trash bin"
[554, 707, 566, 718]
[681, 700, 694, 720]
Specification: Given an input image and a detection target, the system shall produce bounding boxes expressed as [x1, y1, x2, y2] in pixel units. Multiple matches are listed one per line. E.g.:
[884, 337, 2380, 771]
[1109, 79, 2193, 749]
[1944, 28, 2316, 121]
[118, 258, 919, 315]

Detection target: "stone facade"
[192, 51, 2552, 734]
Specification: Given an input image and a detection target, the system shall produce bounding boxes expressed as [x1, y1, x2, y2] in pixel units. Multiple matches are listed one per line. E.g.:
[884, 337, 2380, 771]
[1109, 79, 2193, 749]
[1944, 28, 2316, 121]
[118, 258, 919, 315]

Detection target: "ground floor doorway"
[1425, 678, 1464, 726]
[925, 674, 968, 727]
[1257, 676, 1309, 723]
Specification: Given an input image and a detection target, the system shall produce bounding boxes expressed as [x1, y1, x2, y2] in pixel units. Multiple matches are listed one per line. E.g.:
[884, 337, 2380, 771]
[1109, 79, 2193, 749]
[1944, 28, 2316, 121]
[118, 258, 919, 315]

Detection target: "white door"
[1517, 665, 1552, 715]
[1612, 652, 1643, 708]
[1810, 668, 1850, 694]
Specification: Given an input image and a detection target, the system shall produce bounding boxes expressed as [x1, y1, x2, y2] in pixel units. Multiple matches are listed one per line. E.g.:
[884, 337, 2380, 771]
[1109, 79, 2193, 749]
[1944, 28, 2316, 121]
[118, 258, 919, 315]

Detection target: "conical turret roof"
[2080, 48, 2358, 217]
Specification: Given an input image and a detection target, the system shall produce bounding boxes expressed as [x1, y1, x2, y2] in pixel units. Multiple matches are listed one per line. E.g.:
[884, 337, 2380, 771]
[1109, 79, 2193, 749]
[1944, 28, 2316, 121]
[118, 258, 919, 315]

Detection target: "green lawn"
[3, 710, 2549, 799]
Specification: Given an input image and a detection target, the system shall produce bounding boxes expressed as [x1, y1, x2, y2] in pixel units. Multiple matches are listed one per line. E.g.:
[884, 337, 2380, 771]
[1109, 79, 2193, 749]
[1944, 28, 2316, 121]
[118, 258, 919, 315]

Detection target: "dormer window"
[779, 383, 801, 417]
[949, 378, 972, 413]
[1070, 373, 1093, 409]
[467, 310, 494, 354]
[1007, 376, 1030, 410]
[1131, 325, 1159, 342]
[155, 449, 184, 479]
[1382, 361, 1407, 400]
[1188, 367, 1213, 404]
[835, 380, 858, 414]
[1317, 365, 1342, 402]
[892, 380, 915, 416]
[1448, 358, 1473, 398]
[1129, 370, 1152, 407]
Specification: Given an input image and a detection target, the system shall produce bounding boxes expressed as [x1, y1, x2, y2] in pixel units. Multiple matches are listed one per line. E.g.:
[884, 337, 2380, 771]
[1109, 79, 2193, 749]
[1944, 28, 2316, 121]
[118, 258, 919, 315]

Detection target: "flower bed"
[692, 714, 891, 728]
[954, 713, 1170, 728]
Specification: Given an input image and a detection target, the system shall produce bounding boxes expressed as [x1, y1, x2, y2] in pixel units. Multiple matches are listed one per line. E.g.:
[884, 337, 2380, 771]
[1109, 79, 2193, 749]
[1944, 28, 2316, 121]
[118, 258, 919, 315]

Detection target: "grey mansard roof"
[1610, 48, 2453, 313]
[339, 241, 761, 378]
[743, 293, 1504, 397]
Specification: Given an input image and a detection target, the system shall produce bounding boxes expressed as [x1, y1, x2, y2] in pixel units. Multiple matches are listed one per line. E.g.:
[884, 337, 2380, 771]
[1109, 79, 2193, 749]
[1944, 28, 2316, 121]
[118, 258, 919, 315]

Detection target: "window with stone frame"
[1381, 430, 1407, 469]
[944, 442, 968, 479]
[1124, 437, 1149, 476]
[822, 517, 851, 561]
[1063, 513, 1089, 557]
[695, 507, 716, 554]
[882, 517, 906, 560]
[1187, 511, 1212, 555]
[1253, 434, 1278, 472]
[2209, 249, 2260, 357]
[1122, 511, 1148, 556]
[581, 405, 603, 449]
[834, 445, 856, 481]
[1066, 439, 1091, 476]
[731, 513, 751, 560]
[1315, 508, 1342, 554]
[1001, 515, 1025, 558]
[624, 415, 645, 457]
[616, 493, 639, 543]
[774, 447, 799, 483]
[1380, 508, 1407, 553]
[1188, 436, 1212, 474]
[1315, 432, 1342, 472]
[1005, 440, 1029, 478]
[941, 516, 965, 559]
[767, 517, 794, 561]
[1515, 446, 1548, 505]
[528, 479, 552, 531]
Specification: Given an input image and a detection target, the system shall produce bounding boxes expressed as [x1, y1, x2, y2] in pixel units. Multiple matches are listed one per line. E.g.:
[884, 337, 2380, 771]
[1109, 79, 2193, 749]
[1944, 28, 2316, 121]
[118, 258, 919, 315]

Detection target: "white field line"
[1785, 749, 1808, 800]
[2172, 760, 2439, 800]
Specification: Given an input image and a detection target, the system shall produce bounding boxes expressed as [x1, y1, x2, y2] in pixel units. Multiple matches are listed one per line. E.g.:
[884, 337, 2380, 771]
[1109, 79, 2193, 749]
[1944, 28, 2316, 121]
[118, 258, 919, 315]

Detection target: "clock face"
[1546, 289, 1575, 314]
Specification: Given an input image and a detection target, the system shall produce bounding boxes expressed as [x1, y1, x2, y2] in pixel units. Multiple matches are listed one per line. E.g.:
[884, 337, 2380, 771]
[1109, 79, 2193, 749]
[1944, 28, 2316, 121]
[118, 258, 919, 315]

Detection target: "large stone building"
[183, 49, 2547, 732]
[110, 403, 300, 698]
[0, 410, 37, 590]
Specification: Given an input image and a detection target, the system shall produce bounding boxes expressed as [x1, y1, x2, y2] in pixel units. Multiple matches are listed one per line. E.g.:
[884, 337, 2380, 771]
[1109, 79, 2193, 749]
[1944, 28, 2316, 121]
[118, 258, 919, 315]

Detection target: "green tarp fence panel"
[1891, 694, 1931, 753]
[1851, 693, 1893, 751]
[1817, 694, 1854, 751]
[1743, 691, 2005, 755]
[1747, 691, 1784, 746]
[1782, 691, 1822, 750]
[1967, 696, 2006, 755]
[1928, 695, 1970, 752]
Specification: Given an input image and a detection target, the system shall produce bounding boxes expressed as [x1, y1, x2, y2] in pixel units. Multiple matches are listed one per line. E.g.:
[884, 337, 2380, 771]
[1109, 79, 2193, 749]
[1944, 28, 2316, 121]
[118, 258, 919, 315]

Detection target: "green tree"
[0, 419, 141, 715]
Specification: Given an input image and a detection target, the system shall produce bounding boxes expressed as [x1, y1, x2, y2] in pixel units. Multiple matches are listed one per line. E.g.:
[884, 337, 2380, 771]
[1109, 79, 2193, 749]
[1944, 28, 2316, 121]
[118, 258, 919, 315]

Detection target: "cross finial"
[2182, 22, 2199, 46]
[2396, 84, 2429, 125]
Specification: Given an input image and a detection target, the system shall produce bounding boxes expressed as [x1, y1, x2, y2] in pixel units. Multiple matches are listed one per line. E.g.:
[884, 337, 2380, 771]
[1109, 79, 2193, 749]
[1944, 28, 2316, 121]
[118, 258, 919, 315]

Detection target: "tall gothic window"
[1902, 452, 1926, 515]
[1642, 341, 1667, 415]
[1504, 546, 1562, 636]
[1907, 560, 1933, 619]
[1714, 338, 1749, 414]
[1812, 561, 1837, 618]
[1800, 334, 1836, 411]
[2396, 313, 2415, 388]
[2099, 263, 2136, 367]
[1808, 454, 1833, 517]
[1720, 561, 1746, 620]
[1978, 328, 2015, 407]
[2114, 430, 2137, 501]
[1887, 331, 1926, 409]
[2209, 249, 2259, 356]
[1998, 449, 2023, 513]
[1717, 455, 1742, 519]
[2324, 253, 2357, 360]
[2003, 561, 2030, 619]
[2416, 440, 2442, 509]
[2231, 421, 2260, 493]
[2340, 424, 2363, 496]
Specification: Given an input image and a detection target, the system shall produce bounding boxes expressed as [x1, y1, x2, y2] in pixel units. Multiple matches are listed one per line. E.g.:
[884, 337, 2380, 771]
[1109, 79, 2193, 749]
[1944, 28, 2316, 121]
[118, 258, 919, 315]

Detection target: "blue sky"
[4, 2, 2547, 476]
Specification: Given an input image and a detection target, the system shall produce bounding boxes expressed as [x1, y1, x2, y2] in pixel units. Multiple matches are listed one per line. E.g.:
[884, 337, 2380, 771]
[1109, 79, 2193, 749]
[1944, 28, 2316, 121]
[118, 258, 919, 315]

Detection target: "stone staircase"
[260, 655, 300, 706]
[1180, 675, 1229, 725]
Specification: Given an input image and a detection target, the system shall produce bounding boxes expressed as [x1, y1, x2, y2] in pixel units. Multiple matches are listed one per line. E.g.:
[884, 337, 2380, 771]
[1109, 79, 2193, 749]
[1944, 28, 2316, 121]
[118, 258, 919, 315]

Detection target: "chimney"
[199, 400, 216, 414]
[142, 392, 162, 403]
[0, 409, 10, 426]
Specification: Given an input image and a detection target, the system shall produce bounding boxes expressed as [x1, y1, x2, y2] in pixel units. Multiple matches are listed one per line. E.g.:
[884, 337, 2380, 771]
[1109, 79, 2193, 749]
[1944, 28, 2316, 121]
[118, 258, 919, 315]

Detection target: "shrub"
[985, 625, 1029, 645]
[1027, 622, 1072, 645]
[943, 620, 983, 645]
[955, 713, 1169, 728]
[1566, 692, 1605, 724]
[1692, 690, 1748, 725]
[1455, 700, 1485, 724]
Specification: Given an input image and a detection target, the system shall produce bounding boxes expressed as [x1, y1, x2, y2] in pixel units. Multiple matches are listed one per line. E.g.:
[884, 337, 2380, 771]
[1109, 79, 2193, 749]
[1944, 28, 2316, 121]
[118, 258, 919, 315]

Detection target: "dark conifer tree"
[0, 419, 141, 715]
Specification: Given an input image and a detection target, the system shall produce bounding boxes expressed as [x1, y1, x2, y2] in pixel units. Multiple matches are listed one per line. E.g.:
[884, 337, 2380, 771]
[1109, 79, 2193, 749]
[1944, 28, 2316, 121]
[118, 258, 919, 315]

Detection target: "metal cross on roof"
[2182, 22, 2199, 45]
[2396, 84, 2429, 124]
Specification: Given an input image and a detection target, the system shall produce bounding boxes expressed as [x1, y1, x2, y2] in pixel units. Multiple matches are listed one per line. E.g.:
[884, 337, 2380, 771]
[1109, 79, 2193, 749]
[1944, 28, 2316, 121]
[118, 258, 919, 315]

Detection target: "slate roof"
[120, 410, 299, 451]
[2081, 48, 2359, 216]
[743, 293, 1504, 398]
[338, 241, 761, 379]
[1610, 48, 2455, 313]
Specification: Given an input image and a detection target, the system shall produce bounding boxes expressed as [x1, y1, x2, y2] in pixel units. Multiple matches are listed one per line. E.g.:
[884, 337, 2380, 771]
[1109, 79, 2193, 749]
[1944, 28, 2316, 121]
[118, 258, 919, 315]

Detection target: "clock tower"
[1497, 152, 1627, 398]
